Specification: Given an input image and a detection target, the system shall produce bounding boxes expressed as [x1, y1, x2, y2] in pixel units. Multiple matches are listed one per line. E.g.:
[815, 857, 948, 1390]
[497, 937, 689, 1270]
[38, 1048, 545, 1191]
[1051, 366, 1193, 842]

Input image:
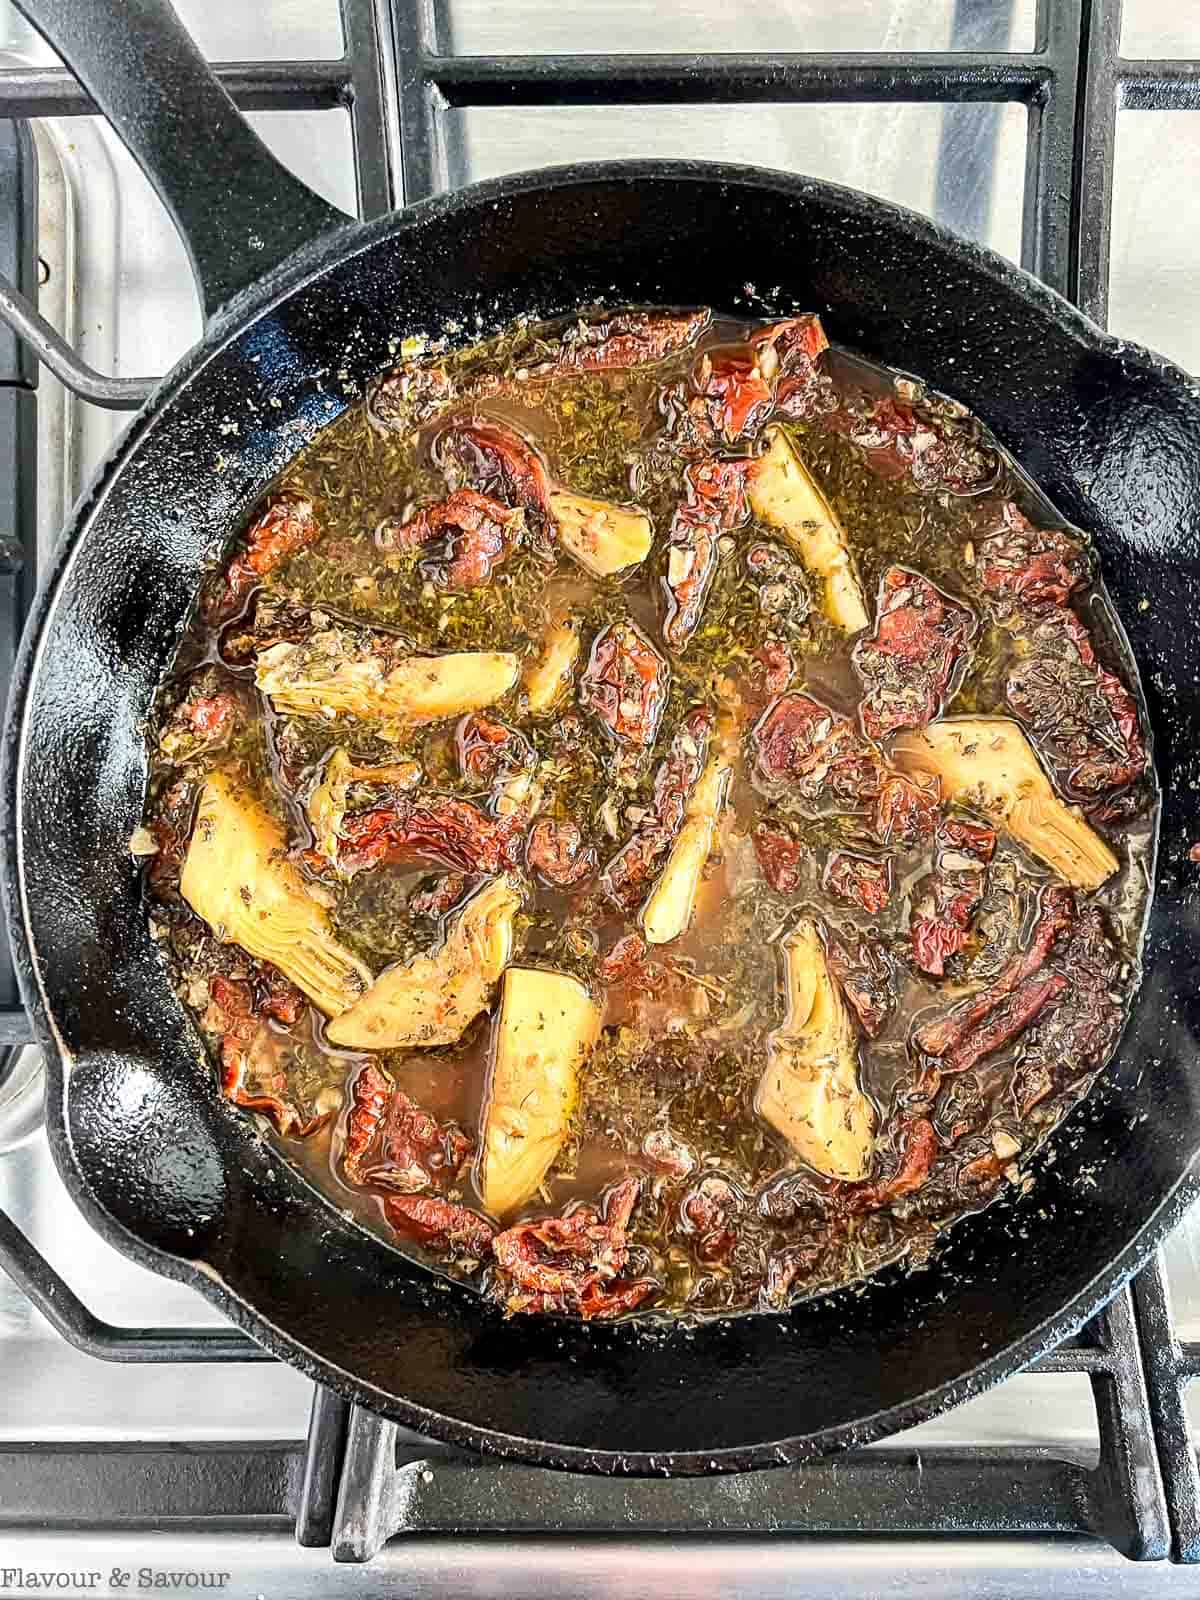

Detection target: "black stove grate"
[316, 1281, 1172, 1562]
[1, 0, 1199, 1566]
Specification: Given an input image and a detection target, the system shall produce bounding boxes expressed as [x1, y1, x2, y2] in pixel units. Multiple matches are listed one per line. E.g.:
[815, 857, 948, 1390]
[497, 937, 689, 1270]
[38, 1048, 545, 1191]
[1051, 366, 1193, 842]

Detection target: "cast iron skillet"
[5, 0, 1200, 1475]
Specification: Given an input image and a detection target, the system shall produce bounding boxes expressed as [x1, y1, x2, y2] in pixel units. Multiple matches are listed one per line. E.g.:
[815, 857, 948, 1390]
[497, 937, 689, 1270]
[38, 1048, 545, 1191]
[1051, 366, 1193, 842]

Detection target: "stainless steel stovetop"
[2, 0, 1200, 1593]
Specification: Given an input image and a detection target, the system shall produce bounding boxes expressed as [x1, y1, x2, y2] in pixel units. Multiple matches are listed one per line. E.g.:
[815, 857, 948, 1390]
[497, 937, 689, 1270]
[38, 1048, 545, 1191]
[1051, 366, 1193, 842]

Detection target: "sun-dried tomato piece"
[662, 457, 752, 648]
[828, 394, 997, 494]
[206, 971, 328, 1138]
[432, 490, 522, 589]
[824, 851, 892, 913]
[598, 932, 653, 991]
[342, 1062, 393, 1185]
[220, 1038, 331, 1137]
[873, 770, 940, 845]
[944, 972, 1066, 1075]
[162, 699, 232, 760]
[233, 497, 318, 580]
[454, 715, 536, 820]
[761, 1242, 823, 1306]
[908, 815, 996, 977]
[826, 934, 895, 1039]
[601, 710, 712, 909]
[370, 315, 710, 436]
[844, 1117, 940, 1213]
[435, 419, 554, 550]
[579, 621, 670, 748]
[381, 488, 524, 589]
[210, 965, 306, 1045]
[456, 714, 514, 781]
[678, 1174, 740, 1262]
[687, 456, 753, 519]
[693, 348, 775, 440]
[509, 1280, 659, 1318]
[910, 904, 976, 979]
[852, 568, 976, 740]
[976, 504, 1145, 801]
[910, 883, 977, 976]
[937, 817, 997, 861]
[1010, 1059, 1054, 1119]
[651, 708, 713, 830]
[491, 1176, 644, 1318]
[208, 975, 257, 1086]
[679, 1174, 736, 1233]
[601, 831, 664, 914]
[577, 1278, 658, 1318]
[977, 502, 1089, 608]
[753, 820, 804, 894]
[753, 314, 829, 374]
[763, 315, 838, 422]
[1005, 607, 1147, 798]
[755, 640, 795, 699]
[548, 308, 710, 374]
[642, 1125, 695, 1176]
[259, 966, 306, 1026]
[688, 316, 832, 444]
[337, 794, 523, 877]
[378, 1092, 471, 1193]
[740, 623, 804, 718]
[385, 1194, 496, 1258]
[753, 692, 880, 806]
[456, 714, 531, 785]
[367, 362, 457, 433]
[526, 816, 595, 887]
[145, 779, 194, 894]
[159, 678, 244, 764]
[1020, 905, 1123, 1079]
[960, 1150, 1007, 1192]
[916, 885, 1075, 1057]
[206, 496, 319, 620]
[189, 694, 235, 743]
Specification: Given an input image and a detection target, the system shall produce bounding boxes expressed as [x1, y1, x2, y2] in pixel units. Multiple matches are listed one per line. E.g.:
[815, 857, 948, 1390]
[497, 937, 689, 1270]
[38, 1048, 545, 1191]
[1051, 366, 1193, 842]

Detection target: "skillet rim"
[5, 157, 1199, 1475]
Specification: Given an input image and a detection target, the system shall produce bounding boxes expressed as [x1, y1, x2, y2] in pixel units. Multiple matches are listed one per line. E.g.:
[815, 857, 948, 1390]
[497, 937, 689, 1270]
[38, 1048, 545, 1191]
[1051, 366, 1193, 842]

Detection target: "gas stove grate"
[316, 1281, 1171, 1561]
[0, 0, 1199, 1568]
[0, 1261, 1182, 1562]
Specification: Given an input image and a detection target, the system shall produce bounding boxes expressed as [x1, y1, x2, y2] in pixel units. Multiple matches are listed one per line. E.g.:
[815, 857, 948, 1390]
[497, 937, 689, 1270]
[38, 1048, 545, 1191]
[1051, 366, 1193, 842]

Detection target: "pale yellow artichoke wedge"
[325, 874, 523, 1050]
[892, 716, 1118, 890]
[755, 918, 876, 1181]
[256, 631, 519, 728]
[549, 489, 653, 578]
[746, 427, 869, 633]
[641, 750, 732, 945]
[478, 967, 602, 1216]
[180, 772, 372, 1017]
[522, 611, 583, 716]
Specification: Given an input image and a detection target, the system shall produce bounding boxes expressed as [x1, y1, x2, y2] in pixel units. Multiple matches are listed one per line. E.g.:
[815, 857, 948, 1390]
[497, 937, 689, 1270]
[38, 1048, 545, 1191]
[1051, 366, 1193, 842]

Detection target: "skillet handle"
[11, 0, 353, 322]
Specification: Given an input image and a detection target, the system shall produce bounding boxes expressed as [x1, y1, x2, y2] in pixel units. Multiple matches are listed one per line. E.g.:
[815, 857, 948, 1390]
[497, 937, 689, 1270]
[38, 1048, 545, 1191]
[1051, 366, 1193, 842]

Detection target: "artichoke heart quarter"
[326, 874, 523, 1050]
[479, 967, 602, 1216]
[747, 427, 869, 633]
[256, 631, 519, 727]
[180, 771, 371, 1017]
[755, 917, 876, 1181]
[641, 750, 731, 946]
[549, 488, 653, 578]
[893, 716, 1118, 890]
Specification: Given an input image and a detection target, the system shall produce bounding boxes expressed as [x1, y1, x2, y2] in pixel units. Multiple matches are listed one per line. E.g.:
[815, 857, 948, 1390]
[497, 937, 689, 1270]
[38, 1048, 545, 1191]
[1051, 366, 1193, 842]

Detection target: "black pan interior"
[7, 163, 1200, 1472]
